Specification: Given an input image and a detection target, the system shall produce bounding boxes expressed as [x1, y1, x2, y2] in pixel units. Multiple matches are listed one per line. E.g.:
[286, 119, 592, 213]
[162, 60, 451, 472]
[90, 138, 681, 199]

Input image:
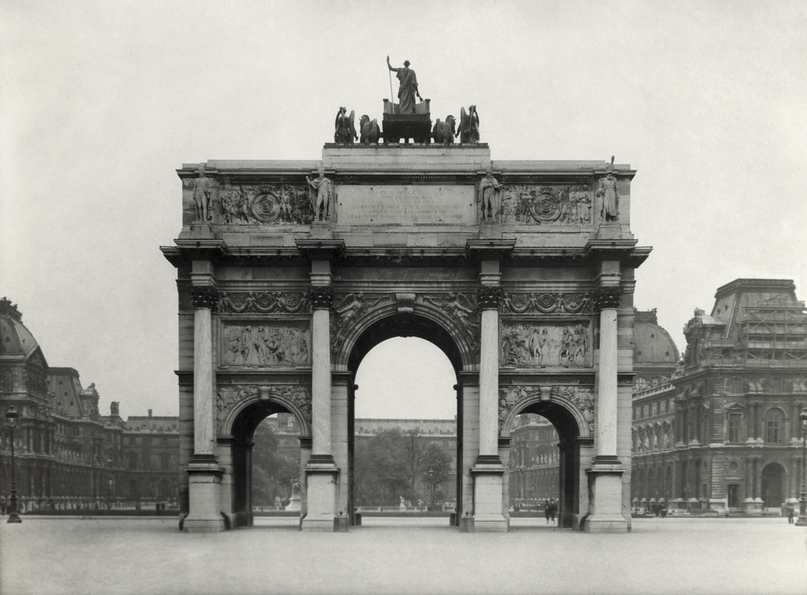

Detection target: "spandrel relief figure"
[334, 107, 357, 144]
[387, 56, 422, 114]
[479, 170, 502, 222]
[458, 105, 480, 144]
[306, 170, 334, 222]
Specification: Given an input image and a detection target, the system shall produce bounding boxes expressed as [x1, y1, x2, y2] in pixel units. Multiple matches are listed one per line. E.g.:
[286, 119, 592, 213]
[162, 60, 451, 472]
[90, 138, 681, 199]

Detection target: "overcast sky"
[2, 1, 805, 420]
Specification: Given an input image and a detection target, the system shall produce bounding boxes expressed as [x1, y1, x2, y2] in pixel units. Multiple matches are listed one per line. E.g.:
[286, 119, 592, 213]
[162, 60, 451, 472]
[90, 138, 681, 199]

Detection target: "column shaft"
[479, 308, 499, 457]
[311, 307, 332, 456]
[193, 307, 215, 455]
[596, 307, 618, 458]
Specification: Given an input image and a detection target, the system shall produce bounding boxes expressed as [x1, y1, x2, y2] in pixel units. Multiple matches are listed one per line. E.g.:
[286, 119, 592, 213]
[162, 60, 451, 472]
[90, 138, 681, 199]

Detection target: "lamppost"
[796, 407, 807, 527]
[6, 406, 21, 523]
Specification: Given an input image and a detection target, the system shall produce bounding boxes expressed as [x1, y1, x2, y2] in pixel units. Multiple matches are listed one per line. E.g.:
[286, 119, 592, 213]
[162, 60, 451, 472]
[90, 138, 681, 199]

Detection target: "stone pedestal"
[183, 455, 225, 533]
[471, 464, 508, 532]
[585, 462, 626, 533]
[285, 493, 302, 512]
[302, 460, 339, 532]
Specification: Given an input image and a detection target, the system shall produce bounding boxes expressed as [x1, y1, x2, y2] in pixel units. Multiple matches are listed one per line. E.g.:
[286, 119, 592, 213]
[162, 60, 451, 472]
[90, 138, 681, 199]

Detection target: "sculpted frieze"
[219, 183, 312, 225]
[216, 384, 311, 430]
[218, 291, 309, 314]
[501, 185, 593, 225]
[501, 322, 590, 368]
[331, 293, 392, 353]
[222, 324, 309, 367]
[501, 291, 593, 315]
[498, 385, 594, 433]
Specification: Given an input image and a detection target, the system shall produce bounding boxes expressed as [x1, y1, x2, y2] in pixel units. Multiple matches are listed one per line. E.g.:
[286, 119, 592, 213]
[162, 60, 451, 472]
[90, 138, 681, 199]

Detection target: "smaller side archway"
[761, 462, 787, 509]
[501, 394, 593, 530]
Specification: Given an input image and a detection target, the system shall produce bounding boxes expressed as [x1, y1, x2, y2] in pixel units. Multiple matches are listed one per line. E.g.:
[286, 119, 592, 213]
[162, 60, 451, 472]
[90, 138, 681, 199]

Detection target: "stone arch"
[762, 405, 787, 444]
[334, 300, 472, 372]
[218, 385, 312, 439]
[499, 387, 591, 440]
[760, 461, 787, 508]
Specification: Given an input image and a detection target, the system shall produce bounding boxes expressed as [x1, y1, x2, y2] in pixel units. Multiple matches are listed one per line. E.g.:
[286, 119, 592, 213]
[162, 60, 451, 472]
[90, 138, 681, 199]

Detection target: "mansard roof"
[125, 415, 179, 434]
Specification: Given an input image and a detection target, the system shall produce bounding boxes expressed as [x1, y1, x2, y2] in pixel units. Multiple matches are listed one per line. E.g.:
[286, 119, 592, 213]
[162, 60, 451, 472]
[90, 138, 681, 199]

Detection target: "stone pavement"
[1, 516, 805, 594]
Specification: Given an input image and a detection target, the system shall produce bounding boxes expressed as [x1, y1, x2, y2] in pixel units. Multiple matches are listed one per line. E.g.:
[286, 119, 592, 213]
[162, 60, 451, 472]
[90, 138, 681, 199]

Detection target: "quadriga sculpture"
[432, 115, 456, 146]
[359, 115, 380, 145]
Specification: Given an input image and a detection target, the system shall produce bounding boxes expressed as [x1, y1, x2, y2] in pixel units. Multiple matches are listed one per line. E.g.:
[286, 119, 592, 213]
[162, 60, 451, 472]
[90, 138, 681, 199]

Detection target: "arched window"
[765, 409, 785, 444]
[128, 451, 138, 470]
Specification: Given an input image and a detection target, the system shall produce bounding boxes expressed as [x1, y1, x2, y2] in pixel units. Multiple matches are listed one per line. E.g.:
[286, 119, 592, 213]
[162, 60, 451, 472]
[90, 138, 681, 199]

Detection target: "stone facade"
[163, 143, 648, 533]
[508, 414, 560, 508]
[0, 298, 179, 512]
[631, 280, 807, 514]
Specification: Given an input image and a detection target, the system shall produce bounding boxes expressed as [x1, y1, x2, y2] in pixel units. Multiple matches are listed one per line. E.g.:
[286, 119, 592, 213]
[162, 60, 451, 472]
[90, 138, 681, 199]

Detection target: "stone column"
[470, 284, 507, 532]
[302, 284, 340, 532]
[184, 283, 225, 533]
[585, 285, 628, 533]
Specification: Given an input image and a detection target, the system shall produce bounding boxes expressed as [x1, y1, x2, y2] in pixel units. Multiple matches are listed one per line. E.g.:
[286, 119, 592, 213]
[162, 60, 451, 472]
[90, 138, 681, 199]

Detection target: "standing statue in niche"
[479, 169, 502, 222]
[307, 169, 334, 222]
[334, 107, 357, 144]
[387, 56, 422, 114]
[458, 105, 480, 144]
[597, 156, 619, 221]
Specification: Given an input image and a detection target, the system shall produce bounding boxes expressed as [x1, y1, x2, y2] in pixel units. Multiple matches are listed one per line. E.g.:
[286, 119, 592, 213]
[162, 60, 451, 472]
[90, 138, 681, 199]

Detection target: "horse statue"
[432, 115, 456, 146]
[359, 115, 380, 145]
[334, 107, 357, 144]
[457, 105, 480, 144]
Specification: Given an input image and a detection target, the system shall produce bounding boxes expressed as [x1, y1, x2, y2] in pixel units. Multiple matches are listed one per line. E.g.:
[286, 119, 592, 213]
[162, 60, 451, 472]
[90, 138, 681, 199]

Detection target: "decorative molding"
[424, 293, 480, 348]
[216, 384, 312, 432]
[218, 291, 310, 314]
[501, 291, 593, 315]
[498, 385, 595, 433]
[501, 322, 590, 368]
[191, 287, 219, 310]
[594, 287, 621, 310]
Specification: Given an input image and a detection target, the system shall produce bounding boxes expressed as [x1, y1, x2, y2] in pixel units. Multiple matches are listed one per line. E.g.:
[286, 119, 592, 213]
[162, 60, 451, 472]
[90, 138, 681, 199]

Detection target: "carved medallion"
[502, 185, 593, 225]
[219, 184, 312, 225]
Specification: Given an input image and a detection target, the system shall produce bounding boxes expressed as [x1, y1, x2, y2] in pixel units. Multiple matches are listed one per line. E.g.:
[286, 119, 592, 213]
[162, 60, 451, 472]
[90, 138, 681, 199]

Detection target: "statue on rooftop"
[432, 115, 456, 145]
[334, 107, 357, 144]
[458, 105, 480, 144]
[387, 56, 422, 114]
[306, 168, 334, 222]
[359, 115, 380, 145]
[597, 156, 619, 221]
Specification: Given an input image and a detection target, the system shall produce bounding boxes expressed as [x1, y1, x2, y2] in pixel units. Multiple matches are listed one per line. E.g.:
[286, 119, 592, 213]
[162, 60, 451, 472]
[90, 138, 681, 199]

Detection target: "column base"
[471, 462, 508, 532]
[301, 459, 340, 532]
[184, 456, 225, 533]
[585, 461, 628, 533]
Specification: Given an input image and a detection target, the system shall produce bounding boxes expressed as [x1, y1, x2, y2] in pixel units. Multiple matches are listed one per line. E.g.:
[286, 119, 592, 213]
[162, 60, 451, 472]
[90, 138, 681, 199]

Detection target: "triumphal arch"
[162, 88, 648, 534]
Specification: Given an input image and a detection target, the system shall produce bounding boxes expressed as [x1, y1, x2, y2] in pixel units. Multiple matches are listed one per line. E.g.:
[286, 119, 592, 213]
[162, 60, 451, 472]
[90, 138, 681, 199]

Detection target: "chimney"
[148, 409, 153, 418]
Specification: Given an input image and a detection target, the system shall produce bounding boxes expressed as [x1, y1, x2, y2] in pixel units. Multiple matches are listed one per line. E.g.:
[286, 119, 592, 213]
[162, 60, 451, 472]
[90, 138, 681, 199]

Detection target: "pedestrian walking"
[549, 499, 557, 524]
[787, 505, 794, 524]
[544, 500, 551, 524]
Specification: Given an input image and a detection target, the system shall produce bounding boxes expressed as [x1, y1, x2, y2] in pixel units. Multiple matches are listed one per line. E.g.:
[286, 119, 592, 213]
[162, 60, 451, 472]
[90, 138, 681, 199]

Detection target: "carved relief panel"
[500, 322, 591, 368]
[500, 184, 594, 225]
[220, 323, 310, 367]
[218, 183, 313, 225]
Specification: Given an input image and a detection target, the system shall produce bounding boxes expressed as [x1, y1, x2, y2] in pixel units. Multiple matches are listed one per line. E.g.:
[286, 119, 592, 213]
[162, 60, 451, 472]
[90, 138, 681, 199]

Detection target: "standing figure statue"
[306, 169, 334, 222]
[194, 166, 213, 222]
[334, 107, 357, 144]
[387, 56, 422, 114]
[479, 168, 502, 222]
[597, 156, 619, 221]
[458, 105, 480, 144]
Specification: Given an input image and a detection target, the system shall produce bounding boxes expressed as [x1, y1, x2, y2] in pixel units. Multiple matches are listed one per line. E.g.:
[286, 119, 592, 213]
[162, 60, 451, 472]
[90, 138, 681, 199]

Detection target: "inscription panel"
[337, 185, 476, 225]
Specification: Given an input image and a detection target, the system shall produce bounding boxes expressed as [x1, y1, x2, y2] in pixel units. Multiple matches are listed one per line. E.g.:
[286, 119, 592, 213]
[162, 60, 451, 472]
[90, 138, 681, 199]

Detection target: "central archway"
[343, 312, 467, 526]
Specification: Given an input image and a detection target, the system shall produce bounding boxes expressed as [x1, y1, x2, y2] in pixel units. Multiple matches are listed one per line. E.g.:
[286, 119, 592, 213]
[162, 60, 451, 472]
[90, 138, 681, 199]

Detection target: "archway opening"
[761, 462, 786, 510]
[506, 400, 584, 530]
[349, 319, 461, 529]
[229, 401, 303, 529]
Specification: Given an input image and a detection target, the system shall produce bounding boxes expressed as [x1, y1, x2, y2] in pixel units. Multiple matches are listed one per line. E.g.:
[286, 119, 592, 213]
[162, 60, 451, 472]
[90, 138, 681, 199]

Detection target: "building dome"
[0, 298, 41, 358]
[634, 309, 679, 365]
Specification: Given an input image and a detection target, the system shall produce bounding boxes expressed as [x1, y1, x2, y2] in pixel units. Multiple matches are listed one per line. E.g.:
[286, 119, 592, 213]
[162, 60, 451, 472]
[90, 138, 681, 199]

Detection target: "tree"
[251, 419, 300, 506]
[354, 429, 413, 506]
[420, 443, 452, 506]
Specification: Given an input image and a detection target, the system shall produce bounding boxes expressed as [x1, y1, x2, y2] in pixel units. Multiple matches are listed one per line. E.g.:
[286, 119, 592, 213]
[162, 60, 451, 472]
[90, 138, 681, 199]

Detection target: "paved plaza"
[1, 516, 805, 594]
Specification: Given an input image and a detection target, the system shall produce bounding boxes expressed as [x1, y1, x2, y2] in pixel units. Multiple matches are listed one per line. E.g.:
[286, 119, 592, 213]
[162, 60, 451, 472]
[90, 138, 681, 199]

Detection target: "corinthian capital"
[309, 287, 334, 310]
[477, 286, 503, 310]
[191, 287, 219, 311]
[594, 287, 621, 311]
